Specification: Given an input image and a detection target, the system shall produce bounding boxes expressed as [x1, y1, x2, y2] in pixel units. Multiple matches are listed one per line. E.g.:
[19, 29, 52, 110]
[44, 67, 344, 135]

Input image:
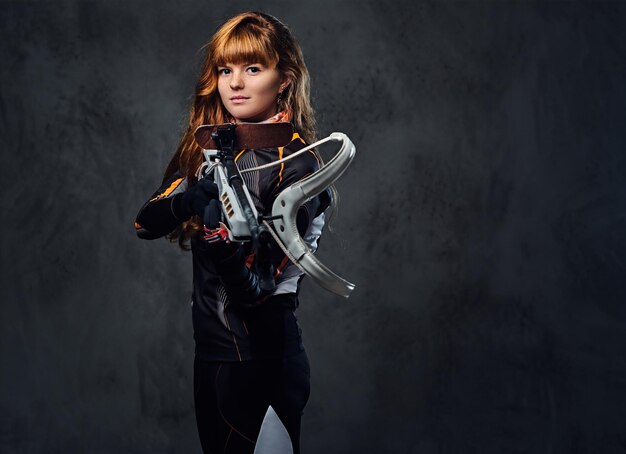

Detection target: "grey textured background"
[2, 1, 626, 453]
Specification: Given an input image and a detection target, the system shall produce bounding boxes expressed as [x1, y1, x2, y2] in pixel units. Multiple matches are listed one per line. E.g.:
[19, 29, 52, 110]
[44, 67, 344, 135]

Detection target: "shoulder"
[283, 131, 312, 156]
[281, 132, 320, 178]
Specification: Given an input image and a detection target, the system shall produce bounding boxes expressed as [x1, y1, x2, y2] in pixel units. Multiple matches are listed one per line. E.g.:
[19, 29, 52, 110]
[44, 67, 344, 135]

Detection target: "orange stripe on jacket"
[292, 132, 305, 144]
[235, 149, 247, 162]
[149, 177, 184, 202]
[277, 145, 285, 187]
[276, 132, 306, 189]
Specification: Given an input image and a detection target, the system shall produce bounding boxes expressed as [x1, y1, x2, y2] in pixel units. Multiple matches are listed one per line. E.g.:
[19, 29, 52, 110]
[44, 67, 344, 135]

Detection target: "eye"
[247, 66, 261, 74]
[218, 68, 230, 75]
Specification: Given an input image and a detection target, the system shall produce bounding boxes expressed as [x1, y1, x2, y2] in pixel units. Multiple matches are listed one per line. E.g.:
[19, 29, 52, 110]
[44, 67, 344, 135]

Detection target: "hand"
[202, 199, 248, 276]
[202, 199, 230, 244]
[176, 178, 219, 220]
[203, 198, 222, 229]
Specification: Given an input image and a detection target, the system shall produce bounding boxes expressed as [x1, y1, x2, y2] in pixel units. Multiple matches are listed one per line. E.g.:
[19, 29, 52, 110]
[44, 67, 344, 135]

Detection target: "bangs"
[213, 28, 279, 69]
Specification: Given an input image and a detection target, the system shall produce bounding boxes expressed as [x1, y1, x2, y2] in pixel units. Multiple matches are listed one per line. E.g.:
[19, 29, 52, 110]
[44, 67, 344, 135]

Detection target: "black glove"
[203, 198, 222, 230]
[201, 199, 243, 264]
[172, 178, 219, 221]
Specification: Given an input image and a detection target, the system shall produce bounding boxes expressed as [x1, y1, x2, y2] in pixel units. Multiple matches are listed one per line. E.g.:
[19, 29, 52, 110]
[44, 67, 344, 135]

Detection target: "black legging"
[194, 349, 311, 454]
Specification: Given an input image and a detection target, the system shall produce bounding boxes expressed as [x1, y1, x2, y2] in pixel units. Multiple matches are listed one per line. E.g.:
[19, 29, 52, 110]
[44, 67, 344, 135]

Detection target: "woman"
[134, 11, 336, 454]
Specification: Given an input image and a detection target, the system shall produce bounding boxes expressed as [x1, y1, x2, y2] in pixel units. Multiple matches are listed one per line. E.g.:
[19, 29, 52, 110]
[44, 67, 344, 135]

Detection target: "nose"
[230, 69, 244, 90]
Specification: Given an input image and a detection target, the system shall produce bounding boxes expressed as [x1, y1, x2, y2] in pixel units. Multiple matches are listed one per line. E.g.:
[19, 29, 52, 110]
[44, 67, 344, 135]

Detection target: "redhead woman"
[134, 11, 336, 454]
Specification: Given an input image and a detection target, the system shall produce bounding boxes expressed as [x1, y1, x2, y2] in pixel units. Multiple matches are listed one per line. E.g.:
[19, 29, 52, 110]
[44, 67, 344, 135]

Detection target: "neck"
[229, 108, 292, 124]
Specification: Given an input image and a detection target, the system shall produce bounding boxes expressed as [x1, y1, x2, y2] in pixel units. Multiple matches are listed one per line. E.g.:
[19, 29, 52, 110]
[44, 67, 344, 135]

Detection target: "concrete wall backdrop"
[2, 1, 626, 453]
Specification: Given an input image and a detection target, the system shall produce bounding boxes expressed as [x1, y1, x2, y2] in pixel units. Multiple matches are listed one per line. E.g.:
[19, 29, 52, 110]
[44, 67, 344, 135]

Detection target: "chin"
[229, 109, 259, 122]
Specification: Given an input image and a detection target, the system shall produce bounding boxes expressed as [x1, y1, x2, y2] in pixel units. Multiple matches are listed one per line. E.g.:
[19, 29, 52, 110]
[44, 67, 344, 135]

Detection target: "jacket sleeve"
[134, 170, 189, 240]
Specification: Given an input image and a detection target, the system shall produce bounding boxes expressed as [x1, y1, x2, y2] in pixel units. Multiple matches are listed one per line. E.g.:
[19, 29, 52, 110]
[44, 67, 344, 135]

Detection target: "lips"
[230, 96, 249, 105]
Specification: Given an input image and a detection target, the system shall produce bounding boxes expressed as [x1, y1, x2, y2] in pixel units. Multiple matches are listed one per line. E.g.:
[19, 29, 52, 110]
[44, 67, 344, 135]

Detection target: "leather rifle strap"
[194, 122, 295, 150]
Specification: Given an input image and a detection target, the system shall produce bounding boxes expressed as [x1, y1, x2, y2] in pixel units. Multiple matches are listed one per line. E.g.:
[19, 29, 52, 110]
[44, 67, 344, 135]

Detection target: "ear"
[279, 77, 292, 93]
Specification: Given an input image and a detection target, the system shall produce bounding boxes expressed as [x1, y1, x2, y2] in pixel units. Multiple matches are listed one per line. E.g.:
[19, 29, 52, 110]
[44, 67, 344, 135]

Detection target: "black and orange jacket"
[135, 132, 331, 361]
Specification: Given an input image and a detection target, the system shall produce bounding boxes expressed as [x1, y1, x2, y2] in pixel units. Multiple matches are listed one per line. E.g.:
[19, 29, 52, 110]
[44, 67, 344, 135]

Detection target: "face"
[217, 61, 290, 123]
